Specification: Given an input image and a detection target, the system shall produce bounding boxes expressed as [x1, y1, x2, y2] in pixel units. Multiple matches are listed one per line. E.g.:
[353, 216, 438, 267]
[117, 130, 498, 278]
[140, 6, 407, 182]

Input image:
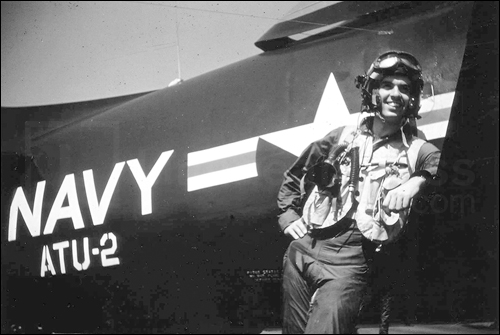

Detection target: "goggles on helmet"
[371, 51, 422, 74]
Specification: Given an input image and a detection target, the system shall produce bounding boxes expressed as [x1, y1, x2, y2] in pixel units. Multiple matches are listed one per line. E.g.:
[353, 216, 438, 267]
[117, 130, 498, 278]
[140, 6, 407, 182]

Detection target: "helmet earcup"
[409, 97, 416, 111]
[407, 94, 422, 118]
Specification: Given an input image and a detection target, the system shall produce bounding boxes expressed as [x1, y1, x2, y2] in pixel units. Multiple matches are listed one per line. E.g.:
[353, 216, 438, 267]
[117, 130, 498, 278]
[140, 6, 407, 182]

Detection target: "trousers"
[282, 225, 372, 334]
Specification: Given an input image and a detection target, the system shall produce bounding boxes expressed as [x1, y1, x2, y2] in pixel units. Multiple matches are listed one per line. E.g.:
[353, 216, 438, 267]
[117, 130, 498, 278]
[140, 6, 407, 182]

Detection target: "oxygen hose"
[348, 146, 360, 195]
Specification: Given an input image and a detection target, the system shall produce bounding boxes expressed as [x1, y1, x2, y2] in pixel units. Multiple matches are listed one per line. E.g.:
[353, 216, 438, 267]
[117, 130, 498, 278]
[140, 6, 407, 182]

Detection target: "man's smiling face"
[378, 75, 411, 125]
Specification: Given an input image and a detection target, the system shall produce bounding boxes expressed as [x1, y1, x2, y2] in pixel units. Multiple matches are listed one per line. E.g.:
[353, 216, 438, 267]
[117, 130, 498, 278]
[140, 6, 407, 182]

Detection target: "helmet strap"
[401, 124, 410, 148]
[375, 110, 386, 123]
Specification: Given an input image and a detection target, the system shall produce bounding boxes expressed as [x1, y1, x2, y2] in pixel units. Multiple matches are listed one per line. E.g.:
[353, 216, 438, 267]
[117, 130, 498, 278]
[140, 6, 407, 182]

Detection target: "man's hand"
[382, 176, 427, 214]
[284, 218, 308, 240]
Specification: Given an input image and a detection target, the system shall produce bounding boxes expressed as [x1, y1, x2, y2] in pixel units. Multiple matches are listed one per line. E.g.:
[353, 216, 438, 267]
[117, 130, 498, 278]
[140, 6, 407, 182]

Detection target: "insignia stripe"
[187, 137, 259, 192]
[187, 151, 256, 178]
[187, 164, 258, 192]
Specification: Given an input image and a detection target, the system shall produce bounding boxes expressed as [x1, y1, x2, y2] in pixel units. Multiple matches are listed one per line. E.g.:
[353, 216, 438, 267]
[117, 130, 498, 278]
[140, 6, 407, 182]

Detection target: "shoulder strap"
[339, 125, 358, 144]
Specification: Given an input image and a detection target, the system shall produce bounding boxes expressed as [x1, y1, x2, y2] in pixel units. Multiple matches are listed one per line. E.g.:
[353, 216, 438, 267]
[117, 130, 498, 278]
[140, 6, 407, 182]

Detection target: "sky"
[1, 1, 300, 107]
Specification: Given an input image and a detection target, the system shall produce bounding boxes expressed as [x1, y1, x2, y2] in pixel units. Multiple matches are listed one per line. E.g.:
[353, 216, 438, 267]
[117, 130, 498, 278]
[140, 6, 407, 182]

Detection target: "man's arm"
[382, 142, 440, 213]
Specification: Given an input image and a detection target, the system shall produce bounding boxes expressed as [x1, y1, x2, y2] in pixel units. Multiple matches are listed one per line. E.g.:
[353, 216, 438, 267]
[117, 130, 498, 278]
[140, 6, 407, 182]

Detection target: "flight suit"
[278, 122, 440, 334]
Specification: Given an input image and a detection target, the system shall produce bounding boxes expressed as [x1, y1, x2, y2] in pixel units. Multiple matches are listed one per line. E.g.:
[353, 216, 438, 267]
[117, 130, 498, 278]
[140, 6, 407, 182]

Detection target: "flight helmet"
[355, 51, 424, 119]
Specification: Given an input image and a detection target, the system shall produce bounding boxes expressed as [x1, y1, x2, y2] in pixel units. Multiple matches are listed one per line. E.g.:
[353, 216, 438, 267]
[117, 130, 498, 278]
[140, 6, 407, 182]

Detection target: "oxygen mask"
[305, 144, 348, 197]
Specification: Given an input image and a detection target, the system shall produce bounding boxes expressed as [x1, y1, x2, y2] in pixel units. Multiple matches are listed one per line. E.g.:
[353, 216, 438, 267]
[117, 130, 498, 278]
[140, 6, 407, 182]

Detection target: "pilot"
[277, 50, 440, 334]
